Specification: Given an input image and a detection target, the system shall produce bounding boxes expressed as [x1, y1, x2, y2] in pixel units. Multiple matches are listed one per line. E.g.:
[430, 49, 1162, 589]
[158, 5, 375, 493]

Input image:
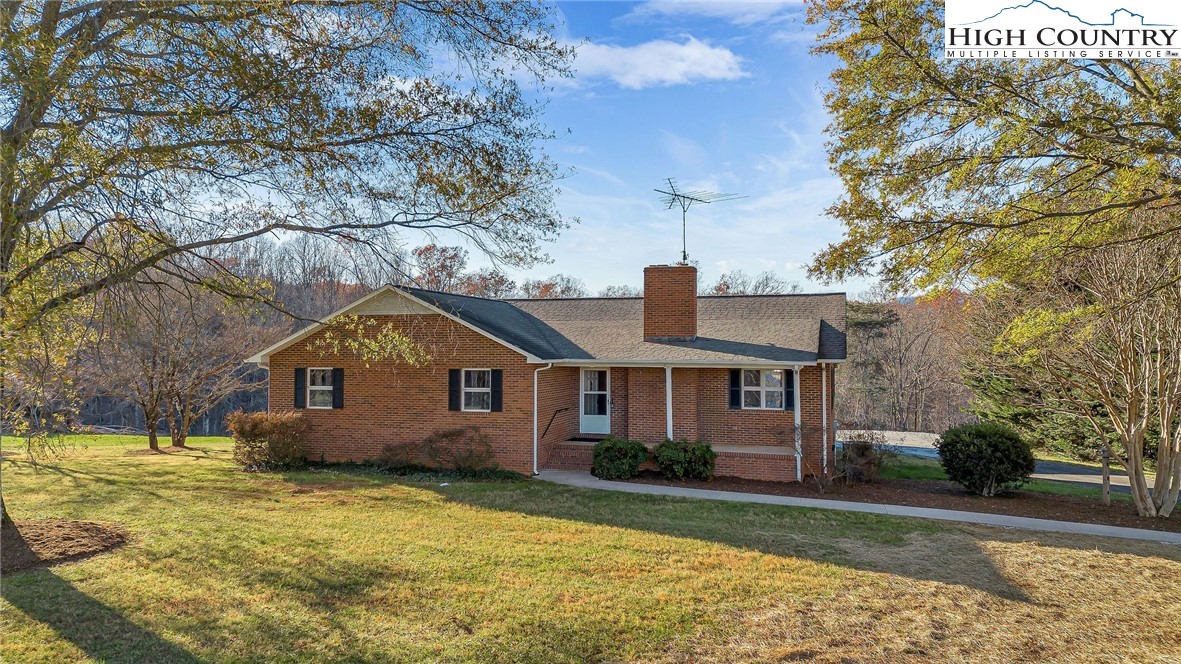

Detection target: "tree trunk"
[1, 488, 12, 529]
[170, 419, 189, 448]
[1124, 442, 1158, 517]
[145, 409, 161, 451]
[1153, 429, 1180, 518]
[168, 397, 190, 447]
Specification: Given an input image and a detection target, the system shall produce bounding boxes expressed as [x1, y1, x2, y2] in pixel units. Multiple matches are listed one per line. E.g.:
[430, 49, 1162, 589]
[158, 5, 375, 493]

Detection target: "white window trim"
[741, 369, 790, 411]
[307, 367, 334, 410]
[462, 368, 493, 413]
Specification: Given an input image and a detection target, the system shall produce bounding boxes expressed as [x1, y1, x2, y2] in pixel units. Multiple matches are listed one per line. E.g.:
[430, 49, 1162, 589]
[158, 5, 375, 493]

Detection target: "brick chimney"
[643, 264, 697, 341]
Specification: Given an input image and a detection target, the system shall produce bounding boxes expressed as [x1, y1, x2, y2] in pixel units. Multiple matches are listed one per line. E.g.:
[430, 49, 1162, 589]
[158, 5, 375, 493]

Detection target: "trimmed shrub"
[226, 410, 309, 471]
[374, 440, 427, 472]
[653, 439, 717, 481]
[421, 427, 496, 472]
[591, 436, 649, 480]
[936, 422, 1035, 496]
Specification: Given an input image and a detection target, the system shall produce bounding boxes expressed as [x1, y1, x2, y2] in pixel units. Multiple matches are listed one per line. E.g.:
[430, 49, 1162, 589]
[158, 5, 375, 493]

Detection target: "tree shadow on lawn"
[277, 468, 1048, 602]
[2, 569, 200, 663]
[398, 477, 1181, 604]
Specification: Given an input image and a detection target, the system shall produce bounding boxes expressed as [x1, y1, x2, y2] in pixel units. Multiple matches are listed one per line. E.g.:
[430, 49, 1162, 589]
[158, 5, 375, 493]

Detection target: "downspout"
[820, 362, 828, 479]
[665, 366, 674, 440]
[533, 363, 554, 476]
[794, 366, 802, 482]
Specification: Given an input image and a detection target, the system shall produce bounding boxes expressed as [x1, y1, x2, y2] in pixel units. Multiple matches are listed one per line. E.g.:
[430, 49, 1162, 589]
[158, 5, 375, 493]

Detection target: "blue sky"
[470, 1, 865, 296]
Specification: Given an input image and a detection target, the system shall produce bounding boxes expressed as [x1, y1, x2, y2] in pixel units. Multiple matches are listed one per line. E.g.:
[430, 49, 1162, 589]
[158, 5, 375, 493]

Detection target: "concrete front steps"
[543, 439, 800, 483]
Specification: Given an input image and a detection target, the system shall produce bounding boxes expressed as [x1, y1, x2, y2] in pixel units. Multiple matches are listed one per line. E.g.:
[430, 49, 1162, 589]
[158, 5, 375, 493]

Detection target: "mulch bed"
[1, 519, 127, 574]
[623, 471, 1181, 533]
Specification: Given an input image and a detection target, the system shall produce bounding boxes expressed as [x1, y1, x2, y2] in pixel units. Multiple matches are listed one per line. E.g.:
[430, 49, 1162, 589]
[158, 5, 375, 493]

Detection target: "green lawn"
[2, 437, 1178, 663]
[881, 454, 1134, 502]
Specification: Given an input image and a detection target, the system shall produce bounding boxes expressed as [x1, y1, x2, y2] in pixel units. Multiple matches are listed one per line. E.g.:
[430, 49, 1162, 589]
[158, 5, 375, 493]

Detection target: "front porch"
[535, 363, 834, 483]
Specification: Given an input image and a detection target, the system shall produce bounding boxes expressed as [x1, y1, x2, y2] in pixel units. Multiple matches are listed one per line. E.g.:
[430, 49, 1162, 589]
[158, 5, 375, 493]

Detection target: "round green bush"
[936, 422, 1035, 496]
[591, 436, 649, 480]
[653, 439, 717, 481]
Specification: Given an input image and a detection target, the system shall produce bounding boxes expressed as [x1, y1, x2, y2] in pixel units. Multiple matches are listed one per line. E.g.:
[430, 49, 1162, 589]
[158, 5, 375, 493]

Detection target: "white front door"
[580, 368, 610, 434]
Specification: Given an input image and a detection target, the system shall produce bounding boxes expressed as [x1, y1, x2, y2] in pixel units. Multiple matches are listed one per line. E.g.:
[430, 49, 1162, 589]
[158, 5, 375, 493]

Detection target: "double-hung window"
[742, 369, 786, 410]
[462, 369, 492, 412]
[307, 368, 334, 409]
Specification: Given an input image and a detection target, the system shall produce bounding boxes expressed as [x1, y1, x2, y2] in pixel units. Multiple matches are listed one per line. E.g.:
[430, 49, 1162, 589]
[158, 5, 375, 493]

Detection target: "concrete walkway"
[535, 470, 1181, 545]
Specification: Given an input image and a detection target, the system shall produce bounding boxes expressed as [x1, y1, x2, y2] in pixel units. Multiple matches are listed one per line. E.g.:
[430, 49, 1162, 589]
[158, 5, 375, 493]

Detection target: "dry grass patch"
[659, 530, 1180, 663]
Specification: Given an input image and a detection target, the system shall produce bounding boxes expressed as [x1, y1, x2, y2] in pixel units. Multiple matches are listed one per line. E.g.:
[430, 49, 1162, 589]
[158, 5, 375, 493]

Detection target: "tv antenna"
[655, 178, 746, 263]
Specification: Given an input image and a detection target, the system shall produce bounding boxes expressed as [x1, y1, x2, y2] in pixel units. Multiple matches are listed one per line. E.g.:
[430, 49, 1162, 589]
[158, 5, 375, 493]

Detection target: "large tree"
[808, 0, 1181, 516]
[807, 0, 1181, 289]
[92, 273, 275, 450]
[984, 226, 1181, 517]
[2, 1, 570, 330]
[1, 0, 570, 525]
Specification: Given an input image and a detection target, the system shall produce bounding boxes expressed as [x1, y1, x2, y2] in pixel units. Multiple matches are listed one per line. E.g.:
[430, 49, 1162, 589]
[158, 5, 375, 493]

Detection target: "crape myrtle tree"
[808, 0, 1181, 516]
[1, 1, 570, 525]
[984, 228, 1181, 517]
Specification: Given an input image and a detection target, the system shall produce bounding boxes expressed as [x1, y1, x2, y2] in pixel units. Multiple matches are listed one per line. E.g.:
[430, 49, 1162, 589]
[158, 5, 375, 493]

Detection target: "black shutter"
[332, 368, 344, 409]
[490, 369, 503, 412]
[785, 370, 795, 412]
[729, 369, 741, 409]
[448, 369, 461, 411]
[294, 368, 307, 409]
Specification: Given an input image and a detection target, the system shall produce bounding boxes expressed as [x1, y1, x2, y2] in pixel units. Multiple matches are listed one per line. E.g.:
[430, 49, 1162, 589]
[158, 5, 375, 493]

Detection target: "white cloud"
[770, 27, 820, 46]
[660, 131, 708, 172]
[629, 1, 803, 26]
[573, 36, 747, 89]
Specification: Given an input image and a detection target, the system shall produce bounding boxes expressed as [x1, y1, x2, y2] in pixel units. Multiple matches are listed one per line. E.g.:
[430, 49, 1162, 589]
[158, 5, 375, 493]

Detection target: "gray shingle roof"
[403, 287, 846, 364]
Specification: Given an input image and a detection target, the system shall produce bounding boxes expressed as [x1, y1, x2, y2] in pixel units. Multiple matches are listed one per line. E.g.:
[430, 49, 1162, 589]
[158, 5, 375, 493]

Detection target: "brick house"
[247, 264, 847, 482]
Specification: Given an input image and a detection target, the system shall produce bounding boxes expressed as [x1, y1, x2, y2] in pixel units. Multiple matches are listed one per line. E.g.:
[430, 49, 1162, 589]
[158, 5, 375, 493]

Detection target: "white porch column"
[820, 363, 828, 478]
[793, 366, 802, 481]
[665, 365, 674, 439]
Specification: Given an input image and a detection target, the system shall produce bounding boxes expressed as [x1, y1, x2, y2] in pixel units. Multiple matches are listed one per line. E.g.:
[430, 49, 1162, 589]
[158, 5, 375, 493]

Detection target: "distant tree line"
[835, 290, 975, 433]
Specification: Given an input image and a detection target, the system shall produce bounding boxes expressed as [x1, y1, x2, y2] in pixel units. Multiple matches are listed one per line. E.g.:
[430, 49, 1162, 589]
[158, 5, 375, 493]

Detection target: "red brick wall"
[642, 265, 697, 340]
[673, 368, 699, 440]
[610, 367, 629, 438]
[537, 366, 579, 466]
[626, 367, 668, 441]
[268, 314, 539, 473]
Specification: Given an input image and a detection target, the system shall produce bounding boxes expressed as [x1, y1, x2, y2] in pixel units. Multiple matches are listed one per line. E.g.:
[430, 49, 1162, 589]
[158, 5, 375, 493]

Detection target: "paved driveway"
[838, 430, 1131, 494]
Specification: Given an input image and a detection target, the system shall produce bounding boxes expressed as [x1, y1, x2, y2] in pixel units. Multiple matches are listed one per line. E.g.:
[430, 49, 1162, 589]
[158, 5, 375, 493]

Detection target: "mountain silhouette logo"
[962, 1, 1171, 27]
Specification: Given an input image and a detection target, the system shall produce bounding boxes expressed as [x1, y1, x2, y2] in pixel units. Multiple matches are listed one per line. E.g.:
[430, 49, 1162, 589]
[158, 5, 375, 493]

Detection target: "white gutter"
[532, 363, 554, 476]
[665, 366, 674, 439]
[793, 366, 802, 482]
[820, 362, 828, 479]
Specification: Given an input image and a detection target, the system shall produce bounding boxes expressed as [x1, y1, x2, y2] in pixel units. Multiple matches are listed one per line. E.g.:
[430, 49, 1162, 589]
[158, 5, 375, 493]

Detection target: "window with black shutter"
[331, 368, 345, 409]
[448, 369, 461, 411]
[490, 369, 503, 412]
[294, 367, 307, 409]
